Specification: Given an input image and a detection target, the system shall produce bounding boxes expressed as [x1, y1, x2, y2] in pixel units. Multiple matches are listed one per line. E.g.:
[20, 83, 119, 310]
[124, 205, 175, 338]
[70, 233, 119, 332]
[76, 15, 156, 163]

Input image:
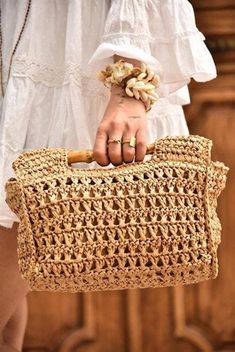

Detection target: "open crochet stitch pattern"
[5, 135, 229, 292]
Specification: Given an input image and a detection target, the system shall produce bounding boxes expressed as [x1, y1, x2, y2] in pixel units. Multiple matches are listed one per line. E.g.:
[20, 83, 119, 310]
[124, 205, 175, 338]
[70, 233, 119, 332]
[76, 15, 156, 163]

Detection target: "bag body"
[5, 135, 229, 292]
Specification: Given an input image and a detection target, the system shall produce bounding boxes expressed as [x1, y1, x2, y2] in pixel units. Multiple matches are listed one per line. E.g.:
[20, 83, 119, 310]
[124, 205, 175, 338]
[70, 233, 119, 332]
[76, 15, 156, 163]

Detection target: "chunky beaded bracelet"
[96, 59, 160, 112]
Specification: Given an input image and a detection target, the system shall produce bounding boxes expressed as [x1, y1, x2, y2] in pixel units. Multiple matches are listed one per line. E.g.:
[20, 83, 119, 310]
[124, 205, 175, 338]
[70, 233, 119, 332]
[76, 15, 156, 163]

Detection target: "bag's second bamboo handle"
[67, 143, 155, 164]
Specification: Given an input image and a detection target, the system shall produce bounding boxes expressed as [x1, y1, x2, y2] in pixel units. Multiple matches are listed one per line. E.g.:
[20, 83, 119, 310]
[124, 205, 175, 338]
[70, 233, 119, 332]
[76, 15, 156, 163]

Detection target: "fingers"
[93, 96, 147, 166]
[93, 123, 147, 166]
[107, 138, 123, 166]
[122, 128, 146, 164]
[106, 120, 123, 166]
[93, 124, 110, 166]
[122, 130, 136, 164]
[135, 128, 147, 162]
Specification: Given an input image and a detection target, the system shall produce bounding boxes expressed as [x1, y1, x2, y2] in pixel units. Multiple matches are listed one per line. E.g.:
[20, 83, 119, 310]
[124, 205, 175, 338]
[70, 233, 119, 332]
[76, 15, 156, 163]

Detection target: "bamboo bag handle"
[67, 142, 156, 164]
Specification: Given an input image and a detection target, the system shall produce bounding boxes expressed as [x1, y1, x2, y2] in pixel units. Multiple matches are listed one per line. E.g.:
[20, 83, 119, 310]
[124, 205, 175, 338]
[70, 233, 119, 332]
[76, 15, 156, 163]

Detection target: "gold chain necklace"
[0, 0, 32, 97]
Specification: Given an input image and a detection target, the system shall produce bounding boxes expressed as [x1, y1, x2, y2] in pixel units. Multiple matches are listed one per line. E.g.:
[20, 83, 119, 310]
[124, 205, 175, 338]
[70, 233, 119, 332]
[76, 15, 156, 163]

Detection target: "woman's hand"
[93, 85, 147, 166]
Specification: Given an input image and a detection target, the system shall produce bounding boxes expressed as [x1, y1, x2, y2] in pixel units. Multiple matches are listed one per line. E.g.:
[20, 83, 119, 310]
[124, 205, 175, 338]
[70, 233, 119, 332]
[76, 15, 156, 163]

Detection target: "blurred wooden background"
[23, 1, 235, 351]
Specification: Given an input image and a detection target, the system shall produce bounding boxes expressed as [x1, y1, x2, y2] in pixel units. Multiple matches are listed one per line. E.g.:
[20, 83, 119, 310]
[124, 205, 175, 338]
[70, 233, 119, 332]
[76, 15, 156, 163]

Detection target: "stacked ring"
[107, 138, 122, 144]
[107, 136, 136, 148]
[122, 136, 136, 148]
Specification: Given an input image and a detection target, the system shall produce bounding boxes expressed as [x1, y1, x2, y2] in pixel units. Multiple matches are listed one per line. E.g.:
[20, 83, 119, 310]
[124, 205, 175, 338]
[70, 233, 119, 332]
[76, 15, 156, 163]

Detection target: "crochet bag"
[5, 135, 229, 292]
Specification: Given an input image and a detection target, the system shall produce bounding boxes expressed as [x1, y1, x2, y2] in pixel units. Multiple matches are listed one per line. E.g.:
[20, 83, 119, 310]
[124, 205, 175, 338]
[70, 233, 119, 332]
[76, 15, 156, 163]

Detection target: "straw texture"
[5, 135, 229, 292]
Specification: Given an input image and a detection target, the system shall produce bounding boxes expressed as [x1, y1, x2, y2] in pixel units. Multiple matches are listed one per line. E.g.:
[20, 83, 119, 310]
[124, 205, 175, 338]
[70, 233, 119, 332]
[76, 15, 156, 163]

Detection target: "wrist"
[109, 86, 146, 113]
[97, 58, 160, 113]
[110, 84, 126, 96]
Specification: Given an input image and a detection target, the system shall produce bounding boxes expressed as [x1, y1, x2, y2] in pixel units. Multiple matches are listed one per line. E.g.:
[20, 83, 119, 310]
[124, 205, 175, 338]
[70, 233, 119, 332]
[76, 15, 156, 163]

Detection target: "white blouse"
[0, 0, 217, 228]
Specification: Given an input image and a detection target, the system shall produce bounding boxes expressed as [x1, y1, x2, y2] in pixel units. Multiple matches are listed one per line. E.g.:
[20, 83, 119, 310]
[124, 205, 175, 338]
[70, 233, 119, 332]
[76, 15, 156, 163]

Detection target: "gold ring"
[107, 138, 122, 144]
[122, 136, 136, 148]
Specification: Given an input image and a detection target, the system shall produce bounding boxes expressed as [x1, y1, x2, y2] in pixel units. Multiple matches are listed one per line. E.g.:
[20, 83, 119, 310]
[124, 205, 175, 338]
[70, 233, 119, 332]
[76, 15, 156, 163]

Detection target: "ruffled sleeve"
[87, 0, 217, 98]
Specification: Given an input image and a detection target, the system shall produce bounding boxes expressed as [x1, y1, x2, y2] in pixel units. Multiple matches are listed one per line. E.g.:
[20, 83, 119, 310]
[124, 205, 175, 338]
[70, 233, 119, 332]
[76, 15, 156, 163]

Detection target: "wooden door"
[23, 2, 235, 351]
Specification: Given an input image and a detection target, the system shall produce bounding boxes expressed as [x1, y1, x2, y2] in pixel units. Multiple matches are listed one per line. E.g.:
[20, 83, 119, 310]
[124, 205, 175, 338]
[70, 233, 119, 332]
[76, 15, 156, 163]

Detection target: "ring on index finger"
[107, 138, 122, 145]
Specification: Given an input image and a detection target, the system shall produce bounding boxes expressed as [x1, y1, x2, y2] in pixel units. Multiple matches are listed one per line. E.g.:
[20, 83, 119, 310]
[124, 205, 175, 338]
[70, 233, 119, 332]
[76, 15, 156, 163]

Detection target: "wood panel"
[181, 79, 235, 351]
[190, 0, 235, 10]
[175, 1, 235, 349]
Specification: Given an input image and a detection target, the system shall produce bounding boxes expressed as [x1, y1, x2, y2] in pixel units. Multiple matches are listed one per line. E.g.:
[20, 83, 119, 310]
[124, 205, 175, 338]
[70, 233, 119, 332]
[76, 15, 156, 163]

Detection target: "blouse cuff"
[154, 30, 217, 97]
[86, 0, 217, 98]
[156, 30, 217, 85]
[87, 31, 216, 98]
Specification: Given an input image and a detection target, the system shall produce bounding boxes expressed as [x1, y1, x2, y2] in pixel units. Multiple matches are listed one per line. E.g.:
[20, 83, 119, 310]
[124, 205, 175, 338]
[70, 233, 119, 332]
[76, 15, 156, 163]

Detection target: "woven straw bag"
[5, 135, 229, 292]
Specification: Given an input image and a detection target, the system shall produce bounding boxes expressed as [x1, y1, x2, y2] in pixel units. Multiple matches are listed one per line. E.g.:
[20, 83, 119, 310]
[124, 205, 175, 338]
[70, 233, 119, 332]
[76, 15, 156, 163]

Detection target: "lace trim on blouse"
[2, 55, 110, 97]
